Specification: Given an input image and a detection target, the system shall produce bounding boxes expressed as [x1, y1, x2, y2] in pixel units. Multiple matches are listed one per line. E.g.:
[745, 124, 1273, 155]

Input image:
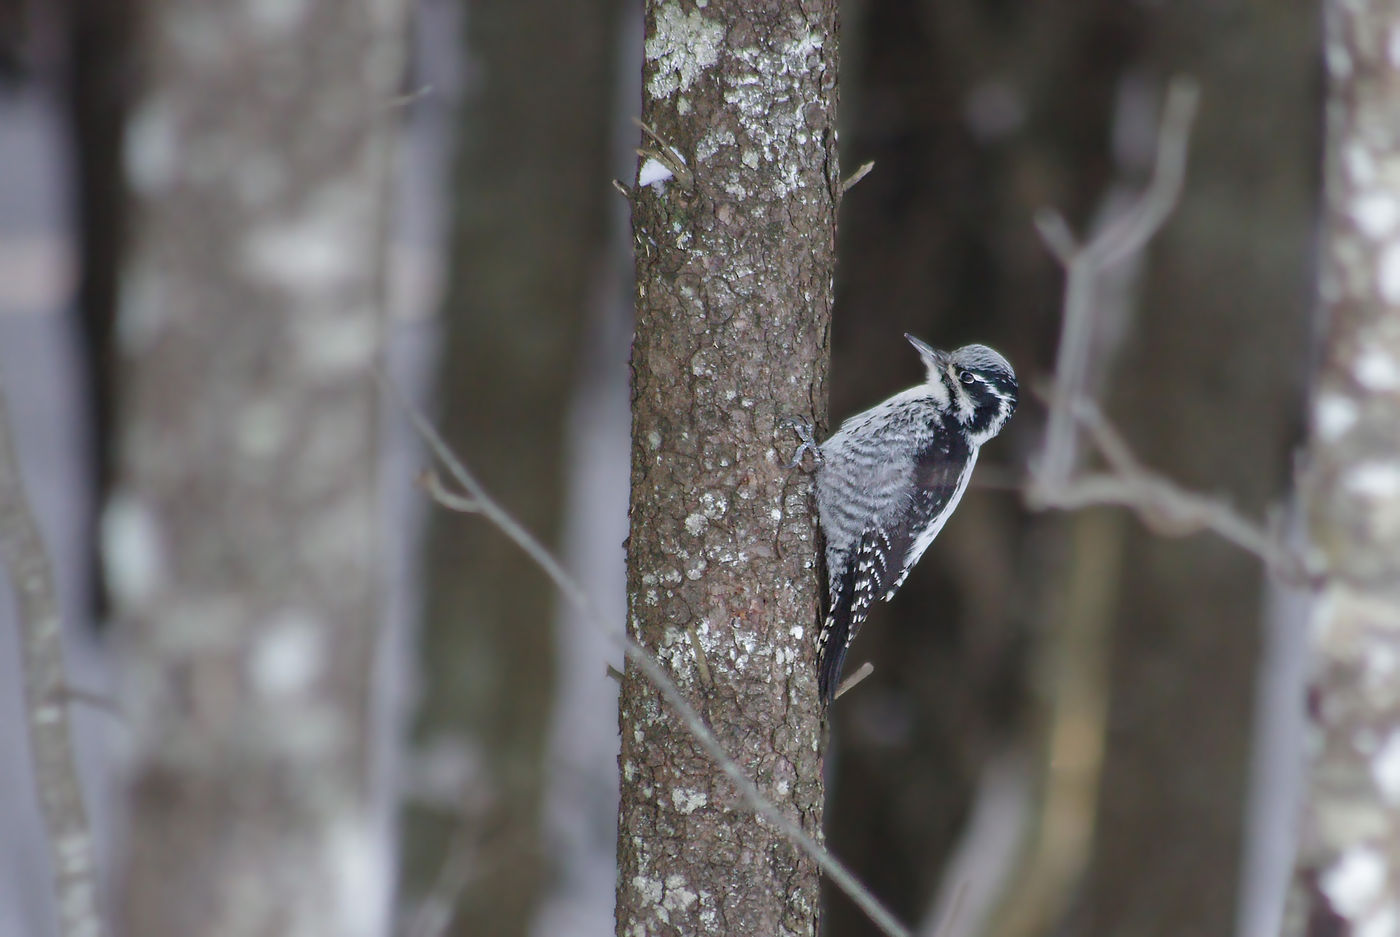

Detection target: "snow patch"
[638, 158, 674, 188]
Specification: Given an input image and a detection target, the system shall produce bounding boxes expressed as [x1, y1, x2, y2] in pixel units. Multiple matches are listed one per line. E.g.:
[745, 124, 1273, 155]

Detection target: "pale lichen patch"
[671, 788, 708, 814]
[645, 6, 725, 99]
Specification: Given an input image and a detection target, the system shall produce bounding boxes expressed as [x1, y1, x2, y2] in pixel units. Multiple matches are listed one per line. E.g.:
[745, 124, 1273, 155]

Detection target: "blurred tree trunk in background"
[396, 0, 621, 933]
[67, 0, 135, 621]
[1289, 2, 1400, 932]
[616, 1, 837, 933]
[829, 2, 1315, 935]
[111, 2, 406, 935]
[1074, 7, 1315, 937]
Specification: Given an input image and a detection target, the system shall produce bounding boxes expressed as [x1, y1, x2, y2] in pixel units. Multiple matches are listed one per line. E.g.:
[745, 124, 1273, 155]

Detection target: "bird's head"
[905, 333, 1018, 445]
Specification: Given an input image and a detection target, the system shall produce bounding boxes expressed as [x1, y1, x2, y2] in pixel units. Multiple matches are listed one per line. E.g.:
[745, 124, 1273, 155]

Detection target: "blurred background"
[0, 1, 1317, 936]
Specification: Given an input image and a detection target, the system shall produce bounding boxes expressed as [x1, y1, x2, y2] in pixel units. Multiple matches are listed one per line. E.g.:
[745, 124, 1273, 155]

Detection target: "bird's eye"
[959, 371, 976, 384]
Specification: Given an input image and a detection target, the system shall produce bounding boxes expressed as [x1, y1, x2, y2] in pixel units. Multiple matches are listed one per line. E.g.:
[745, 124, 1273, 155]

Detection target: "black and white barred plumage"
[800, 334, 1018, 702]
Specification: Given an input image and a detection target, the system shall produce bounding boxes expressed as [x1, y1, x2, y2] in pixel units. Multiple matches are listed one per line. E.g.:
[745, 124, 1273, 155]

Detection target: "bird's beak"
[904, 333, 949, 368]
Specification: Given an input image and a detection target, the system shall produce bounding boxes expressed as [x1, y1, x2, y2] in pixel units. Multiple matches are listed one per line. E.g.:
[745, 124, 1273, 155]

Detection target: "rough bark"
[616, 2, 838, 935]
[110, 3, 406, 935]
[397, 0, 621, 932]
[1289, 2, 1400, 933]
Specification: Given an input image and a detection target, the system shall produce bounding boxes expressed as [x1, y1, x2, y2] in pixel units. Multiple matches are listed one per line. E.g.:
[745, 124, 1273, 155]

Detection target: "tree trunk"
[1289, 2, 1400, 932]
[616, 2, 838, 934]
[396, 0, 621, 933]
[110, 2, 406, 935]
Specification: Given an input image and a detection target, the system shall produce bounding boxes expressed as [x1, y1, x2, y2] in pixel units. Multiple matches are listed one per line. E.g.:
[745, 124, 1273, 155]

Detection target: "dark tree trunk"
[397, 0, 622, 933]
[616, 2, 839, 934]
[1289, 1, 1400, 931]
[112, 2, 406, 934]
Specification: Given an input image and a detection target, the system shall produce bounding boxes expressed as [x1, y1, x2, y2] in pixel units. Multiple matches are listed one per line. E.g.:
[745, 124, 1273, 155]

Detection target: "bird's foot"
[781, 417, 823, 469]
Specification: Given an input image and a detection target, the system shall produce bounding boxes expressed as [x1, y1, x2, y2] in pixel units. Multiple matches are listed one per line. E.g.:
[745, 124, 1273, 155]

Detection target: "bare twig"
[633, 117, 694, 190]
[833, 661, 875, 700]
[842, 160, 876, 194]
[0, 390, 104, 937]
[1021, 76, 1314, 581]
[417, 469, 479, 513]
[376, 369, 913, 937]
[1030, 76, 1199, 493]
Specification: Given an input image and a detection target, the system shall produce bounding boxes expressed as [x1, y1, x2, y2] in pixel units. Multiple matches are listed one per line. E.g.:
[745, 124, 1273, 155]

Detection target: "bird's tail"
[817, 568, 857, 703]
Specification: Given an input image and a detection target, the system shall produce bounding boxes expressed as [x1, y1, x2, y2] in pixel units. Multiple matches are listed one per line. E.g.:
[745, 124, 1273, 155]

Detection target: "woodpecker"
[789, 334, 1018, 702]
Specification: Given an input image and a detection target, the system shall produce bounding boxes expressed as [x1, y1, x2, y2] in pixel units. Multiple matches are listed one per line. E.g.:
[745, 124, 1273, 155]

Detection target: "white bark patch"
[632, 874, 664, 906]
[248, 0, 311, 34]
[125, 97, 180, 196]
[249, 610, 324, 697]
[241, 187, 369, 299]
[700, 491, 728, 518]
[1348, 144, 1378, 186]
[101, 493, 166, 607]
[1356, 193, 1400, 238]
[645, 6, 724, 99]
[1360, 905, 1399, 937]
[1356, 345, 1400, 389]
[1321, 846, 1387, 917]
[1317, 393, 1361, 440]
[1373, 730, 1400, 804]
[1346, 462, 1400, 499]
[1378, 242, 1400, 305]
[663, 874, 698, 913]
[327, 819, 386, 937]
[684, 512, 708, 536]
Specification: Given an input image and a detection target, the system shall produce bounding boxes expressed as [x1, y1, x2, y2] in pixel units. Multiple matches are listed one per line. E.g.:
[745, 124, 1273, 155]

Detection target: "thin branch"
[1031, 76, 1199, 493]
[1024, 76, 1320, 585]
[1037, 401, 1319, 584]
[0, 388, 104, 937]
[834, 661, 875, 700]
[375, 368, 913, 937]
[842, 160, 876, 194]
[417, 470, 479, 513]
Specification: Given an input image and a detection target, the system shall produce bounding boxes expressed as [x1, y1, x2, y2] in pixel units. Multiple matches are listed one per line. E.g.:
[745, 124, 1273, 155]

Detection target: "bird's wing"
[817, 436, 972, 702]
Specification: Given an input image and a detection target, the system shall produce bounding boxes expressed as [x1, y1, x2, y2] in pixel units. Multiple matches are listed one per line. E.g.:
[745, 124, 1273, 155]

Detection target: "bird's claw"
[781, 417, 823, 469]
